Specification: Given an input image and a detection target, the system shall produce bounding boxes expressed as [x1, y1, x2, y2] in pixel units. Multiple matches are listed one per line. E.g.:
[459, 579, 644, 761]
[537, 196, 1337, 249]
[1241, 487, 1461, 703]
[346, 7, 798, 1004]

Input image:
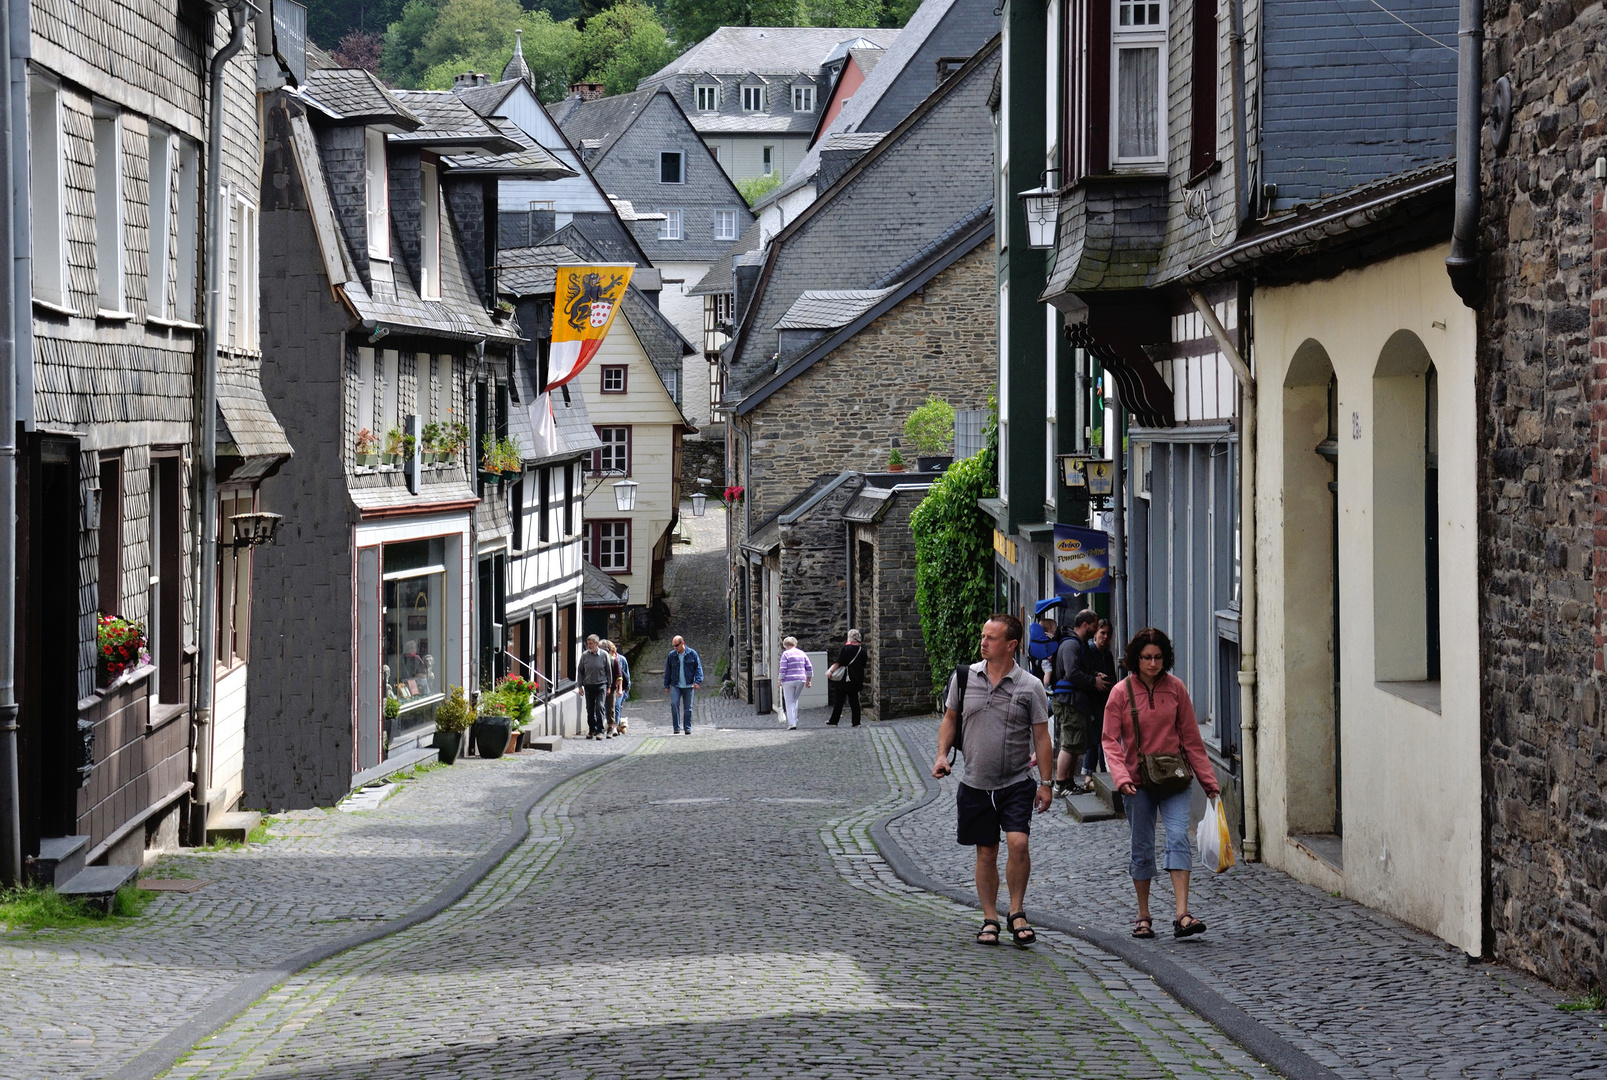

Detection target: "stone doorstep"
[1065, 791, 1120, 823]
[526, 735, 563, 752]
[349, 746, 440, 792]
[56, 864, 140, 913]
[1090, 771, 1125, 816]
[28, 835, 89, 887]
[205, 811, 263, 845]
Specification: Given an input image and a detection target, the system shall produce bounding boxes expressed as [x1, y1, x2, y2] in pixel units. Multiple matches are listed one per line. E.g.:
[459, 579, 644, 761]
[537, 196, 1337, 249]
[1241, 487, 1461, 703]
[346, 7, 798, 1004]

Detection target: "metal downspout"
[1190, 289, 1258, 862]
[1110, 401, 1126, 655]
[0, 0, 18, 887]
[1445, 0, 1483, 305]
[189, 2, 248, 847]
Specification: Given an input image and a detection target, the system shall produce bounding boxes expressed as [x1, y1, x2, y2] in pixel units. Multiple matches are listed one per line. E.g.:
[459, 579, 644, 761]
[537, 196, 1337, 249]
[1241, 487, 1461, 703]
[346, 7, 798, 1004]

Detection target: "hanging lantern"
[613, 479, 639, 511]
[690, 492, 707, 516]
[1018, 184, 1060, 249]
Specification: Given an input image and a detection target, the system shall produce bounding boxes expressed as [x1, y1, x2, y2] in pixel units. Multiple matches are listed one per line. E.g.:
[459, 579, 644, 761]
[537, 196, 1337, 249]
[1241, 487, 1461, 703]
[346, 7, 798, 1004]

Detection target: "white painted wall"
[1254, 243, 1481, 954]
[210, 662, 248, 812]
[701, 134, 811, 182]
[480, 83, 615, 216]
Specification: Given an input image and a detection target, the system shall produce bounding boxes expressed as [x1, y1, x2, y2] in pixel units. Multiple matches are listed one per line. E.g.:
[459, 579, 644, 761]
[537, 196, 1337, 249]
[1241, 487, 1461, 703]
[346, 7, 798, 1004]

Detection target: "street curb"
[873, 722, 1340, 1080]
[110, 750, 628, 1080]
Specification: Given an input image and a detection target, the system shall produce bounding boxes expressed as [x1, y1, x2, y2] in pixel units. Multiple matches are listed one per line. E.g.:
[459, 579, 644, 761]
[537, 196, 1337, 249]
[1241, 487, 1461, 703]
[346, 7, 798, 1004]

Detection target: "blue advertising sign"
[1054, 524, 1111, 595]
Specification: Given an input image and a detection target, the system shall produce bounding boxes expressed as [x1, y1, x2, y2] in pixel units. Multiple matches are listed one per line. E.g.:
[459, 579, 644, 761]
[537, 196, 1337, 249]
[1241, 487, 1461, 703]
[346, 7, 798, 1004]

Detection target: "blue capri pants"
[1125, 785, 1193, 880]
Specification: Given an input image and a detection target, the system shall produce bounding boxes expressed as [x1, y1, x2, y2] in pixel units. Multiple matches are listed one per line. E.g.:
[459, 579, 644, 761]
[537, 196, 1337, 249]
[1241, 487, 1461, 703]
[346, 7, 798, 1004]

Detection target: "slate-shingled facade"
[247, 67, 575, 809]
[15, 0, 293, 870]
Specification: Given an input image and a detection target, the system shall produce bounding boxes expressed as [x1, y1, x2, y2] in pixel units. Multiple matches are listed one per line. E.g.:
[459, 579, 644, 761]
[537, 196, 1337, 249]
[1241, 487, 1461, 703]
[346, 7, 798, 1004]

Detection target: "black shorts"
[956, 777, 1037, 846]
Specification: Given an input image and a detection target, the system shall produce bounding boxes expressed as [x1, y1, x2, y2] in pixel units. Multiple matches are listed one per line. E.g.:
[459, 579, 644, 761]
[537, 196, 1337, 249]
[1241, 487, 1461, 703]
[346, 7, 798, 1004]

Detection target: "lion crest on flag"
[562, 270, 628, 333]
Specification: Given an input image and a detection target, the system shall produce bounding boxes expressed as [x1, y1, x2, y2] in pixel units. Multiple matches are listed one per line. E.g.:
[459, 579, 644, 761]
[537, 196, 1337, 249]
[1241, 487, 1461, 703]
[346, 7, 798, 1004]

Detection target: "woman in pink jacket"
[1102, 627, 1219, 940]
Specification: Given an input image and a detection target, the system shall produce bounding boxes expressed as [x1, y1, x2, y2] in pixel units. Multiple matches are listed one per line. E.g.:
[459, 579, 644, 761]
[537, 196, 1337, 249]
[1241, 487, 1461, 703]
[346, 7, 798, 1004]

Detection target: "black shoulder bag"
[947, 663, 971, 758]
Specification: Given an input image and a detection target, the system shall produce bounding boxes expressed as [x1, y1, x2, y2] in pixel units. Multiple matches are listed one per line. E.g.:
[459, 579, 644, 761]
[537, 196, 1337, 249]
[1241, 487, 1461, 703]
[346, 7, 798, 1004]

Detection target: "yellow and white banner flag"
[548, 265, 633, 389]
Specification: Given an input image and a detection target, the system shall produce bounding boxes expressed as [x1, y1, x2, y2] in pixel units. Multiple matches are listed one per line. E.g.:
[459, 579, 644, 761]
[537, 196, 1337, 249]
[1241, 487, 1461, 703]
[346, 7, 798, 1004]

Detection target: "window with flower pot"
[97, 455, 122, 617]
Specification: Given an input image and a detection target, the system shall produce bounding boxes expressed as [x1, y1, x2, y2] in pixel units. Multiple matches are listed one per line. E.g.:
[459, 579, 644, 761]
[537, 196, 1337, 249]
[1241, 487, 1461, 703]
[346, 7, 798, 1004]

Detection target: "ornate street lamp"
[1018, 169, 1062, 250]
[229, 511, 285, 547]
[613, 479, 638, 512]
[690, 491, 707, 516]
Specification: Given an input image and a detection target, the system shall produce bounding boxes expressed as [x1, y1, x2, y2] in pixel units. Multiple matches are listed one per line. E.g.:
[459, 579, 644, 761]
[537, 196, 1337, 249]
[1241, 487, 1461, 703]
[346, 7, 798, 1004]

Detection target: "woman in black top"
[826, 629, 868, 726]
[1083, 619, 1118, 774]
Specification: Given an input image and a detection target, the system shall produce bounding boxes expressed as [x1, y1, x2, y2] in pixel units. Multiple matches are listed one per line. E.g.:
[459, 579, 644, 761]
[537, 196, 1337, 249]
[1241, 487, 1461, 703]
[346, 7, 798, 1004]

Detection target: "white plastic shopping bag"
[1197, 795, 1236, 873]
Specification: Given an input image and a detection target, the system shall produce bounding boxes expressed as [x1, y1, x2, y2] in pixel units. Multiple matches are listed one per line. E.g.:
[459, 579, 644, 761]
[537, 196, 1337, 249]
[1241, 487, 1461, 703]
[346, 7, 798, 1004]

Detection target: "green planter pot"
[356, 452, 378, 468]
[472, 717, 512, 759]
[433, 730, 464, 765]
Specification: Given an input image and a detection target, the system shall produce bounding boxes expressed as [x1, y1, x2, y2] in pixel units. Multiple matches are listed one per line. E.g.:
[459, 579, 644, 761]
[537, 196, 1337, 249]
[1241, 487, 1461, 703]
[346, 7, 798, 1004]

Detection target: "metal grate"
[954, 409, 986, 460]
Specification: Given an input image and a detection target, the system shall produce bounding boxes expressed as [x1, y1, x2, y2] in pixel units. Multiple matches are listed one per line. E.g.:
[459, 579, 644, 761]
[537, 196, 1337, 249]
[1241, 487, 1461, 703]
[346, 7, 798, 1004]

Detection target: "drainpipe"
[0, 0, 17, 888]
[1228, 0, 1251, 224]
[1445, 0, 1483, 305]
[1190, 289, 1258, 861]
[189, 2, 248, 847]
[1110, 400, 1126, 654]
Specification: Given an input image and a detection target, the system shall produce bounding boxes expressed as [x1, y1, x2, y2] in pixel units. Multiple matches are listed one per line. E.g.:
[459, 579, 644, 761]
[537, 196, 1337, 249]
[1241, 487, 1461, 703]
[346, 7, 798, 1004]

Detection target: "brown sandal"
[1132, 917, 1156, 939]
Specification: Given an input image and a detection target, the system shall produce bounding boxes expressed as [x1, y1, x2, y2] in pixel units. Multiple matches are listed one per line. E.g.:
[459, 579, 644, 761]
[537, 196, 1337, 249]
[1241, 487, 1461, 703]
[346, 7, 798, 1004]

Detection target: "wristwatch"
[1038, 779, 1053, 787]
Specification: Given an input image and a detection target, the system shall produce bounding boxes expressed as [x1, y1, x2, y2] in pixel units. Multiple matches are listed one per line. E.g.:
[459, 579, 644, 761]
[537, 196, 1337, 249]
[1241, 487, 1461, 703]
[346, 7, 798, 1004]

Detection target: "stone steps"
[206, 811, 262, 844]
[56, 864, 140, 913]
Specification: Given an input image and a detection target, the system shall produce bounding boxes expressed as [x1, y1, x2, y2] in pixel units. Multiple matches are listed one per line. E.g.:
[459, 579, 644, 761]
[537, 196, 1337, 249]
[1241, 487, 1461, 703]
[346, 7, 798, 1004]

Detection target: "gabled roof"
[551, 219, 654, 276]
[389, 90, 523, 154]
[503, 28, 533, 87]
[688, 222, 762, 297]
[300, 69, 421, 129]
[442, 117, 575, 178]
[774, 288, 896, 330]
[551, 88, 657, 163]
[637, 27, 899, 86]
[496, 243, 594, 296]
[583, 560, 630, 606]
[452, 78, 521, 117]
[508, 342, 604, 466]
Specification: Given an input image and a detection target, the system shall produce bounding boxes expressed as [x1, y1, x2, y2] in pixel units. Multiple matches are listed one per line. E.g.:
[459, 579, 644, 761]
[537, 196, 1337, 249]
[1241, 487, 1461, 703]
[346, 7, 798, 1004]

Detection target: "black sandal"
[1174, 913, 1207, 939]
[1006, 911, 1036, 947]
[976, 919, 1000, 946]
[1132, 917, 1156, 939]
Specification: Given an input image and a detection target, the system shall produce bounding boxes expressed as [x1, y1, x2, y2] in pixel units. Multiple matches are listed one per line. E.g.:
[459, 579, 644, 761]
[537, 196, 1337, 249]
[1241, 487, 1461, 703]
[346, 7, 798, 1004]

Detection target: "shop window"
[592, 426, 630, 475]
[218, 488, 254, 668]
[97, 456, 122, 616]
[382, 536, 448, 725]
[601, 364, 627, 393]
[28, 77, 66, 306]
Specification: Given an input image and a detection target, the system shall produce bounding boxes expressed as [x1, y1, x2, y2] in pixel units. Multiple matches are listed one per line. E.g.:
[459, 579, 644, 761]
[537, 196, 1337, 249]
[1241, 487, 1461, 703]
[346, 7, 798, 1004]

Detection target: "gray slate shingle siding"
[319, 123, 372, 281]
[1260, 0, 1457, 208]
[729, 44, 999, 396]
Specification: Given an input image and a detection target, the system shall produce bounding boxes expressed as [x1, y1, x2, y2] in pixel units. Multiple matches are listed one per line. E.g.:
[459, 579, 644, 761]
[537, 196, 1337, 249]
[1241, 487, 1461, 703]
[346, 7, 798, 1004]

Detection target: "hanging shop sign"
[1054, 524, 1111, 594]
[1085, 461, 1115, 496]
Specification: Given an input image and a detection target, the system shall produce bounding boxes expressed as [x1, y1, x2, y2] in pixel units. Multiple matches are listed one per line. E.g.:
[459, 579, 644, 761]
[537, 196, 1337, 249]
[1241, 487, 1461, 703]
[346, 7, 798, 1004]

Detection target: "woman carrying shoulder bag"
[825, 629, 867, 727]
[1102, 627, 1219, 940]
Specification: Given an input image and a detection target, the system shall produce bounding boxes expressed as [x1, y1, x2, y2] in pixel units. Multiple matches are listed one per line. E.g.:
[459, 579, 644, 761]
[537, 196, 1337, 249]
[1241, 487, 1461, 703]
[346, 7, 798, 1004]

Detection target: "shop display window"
[383, 536, 447, 725]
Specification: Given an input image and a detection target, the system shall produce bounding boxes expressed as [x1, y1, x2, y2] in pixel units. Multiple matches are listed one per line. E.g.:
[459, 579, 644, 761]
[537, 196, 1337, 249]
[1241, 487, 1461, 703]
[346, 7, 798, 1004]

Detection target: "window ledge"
[32, 296, 79, 318]
[1375, 679, 1441, 714]
[148, 314, 202, 331]
[96, 308, 135, 322]
[148, 701, 187, 733]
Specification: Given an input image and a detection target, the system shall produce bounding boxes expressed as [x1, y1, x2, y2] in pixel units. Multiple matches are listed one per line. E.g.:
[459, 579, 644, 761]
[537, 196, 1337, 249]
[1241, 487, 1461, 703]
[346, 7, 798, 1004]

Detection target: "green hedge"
[909, 443, 997, 701]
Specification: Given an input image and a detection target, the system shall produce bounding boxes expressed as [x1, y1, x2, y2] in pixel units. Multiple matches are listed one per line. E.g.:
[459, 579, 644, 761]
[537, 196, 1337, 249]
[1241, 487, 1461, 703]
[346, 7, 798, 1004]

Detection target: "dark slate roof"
[583, 560, 630, 606]
[688, 222, 762, 296]
[638, 27, 898, 85]
[351, 484, 479, 513]
[443, 119, 575, 178]
[217, 369, 293, 461]
[503, 29, 533, 87]
[300, 69, 421, 128]
[728, 37, 999, 395]
[453, 78, 520, 117]
[389, 91, 522, 154]
[622, 286, 696, 364]
[509, 351, 605, 465]
[552, 88, 656, 164]
[871, 199, 993, 287]
[774, 288, 895, 330]
[497, 243, 593, 297]
[553, 217, 652, 268]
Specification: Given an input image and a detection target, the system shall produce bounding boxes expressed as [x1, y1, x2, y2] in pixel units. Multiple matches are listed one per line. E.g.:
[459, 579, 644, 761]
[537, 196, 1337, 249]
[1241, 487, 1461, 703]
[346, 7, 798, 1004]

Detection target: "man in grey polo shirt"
[933, 613, 1054, 947]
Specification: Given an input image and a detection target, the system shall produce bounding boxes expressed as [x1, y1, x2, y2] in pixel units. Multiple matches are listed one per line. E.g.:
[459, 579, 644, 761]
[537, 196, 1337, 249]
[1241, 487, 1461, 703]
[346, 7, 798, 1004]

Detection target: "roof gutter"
[1444, 0, 1483, 305]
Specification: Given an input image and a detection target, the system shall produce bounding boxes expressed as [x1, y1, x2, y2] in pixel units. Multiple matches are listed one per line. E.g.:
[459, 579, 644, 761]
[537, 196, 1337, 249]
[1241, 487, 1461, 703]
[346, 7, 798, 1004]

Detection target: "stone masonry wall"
[743, 240, 997, 524]
[1479, 0, 1607, 992]
[869, 492, 930, 719]
[777, 476, 865, 656]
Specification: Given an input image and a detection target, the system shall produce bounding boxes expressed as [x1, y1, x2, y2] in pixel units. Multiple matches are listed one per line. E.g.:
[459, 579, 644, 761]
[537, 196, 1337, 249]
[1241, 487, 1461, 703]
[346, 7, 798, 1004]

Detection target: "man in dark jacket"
[662, 636, 703, 734]
[577, 635, 612, 740]
[1050, 609, 1109, 795]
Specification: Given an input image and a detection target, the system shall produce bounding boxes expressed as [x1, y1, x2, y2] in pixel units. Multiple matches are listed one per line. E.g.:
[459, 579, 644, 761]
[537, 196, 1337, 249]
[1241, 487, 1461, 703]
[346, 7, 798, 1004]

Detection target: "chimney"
[453, 71, 483, 89]
[569, 82, 607, 102]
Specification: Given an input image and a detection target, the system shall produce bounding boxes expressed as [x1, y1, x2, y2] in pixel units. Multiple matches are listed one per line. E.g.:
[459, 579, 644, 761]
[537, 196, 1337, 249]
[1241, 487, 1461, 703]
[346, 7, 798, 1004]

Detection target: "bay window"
[1112, 0, 1166, 167]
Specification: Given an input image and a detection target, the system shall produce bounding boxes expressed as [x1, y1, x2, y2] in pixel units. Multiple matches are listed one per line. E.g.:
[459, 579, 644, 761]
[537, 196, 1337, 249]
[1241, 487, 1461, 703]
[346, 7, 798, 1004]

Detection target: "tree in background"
[419, 9, 579, 98]
[310, 0, 409, 56]
[659, 0, 800, 51]
[380, 0, 447, 84]
[570, 3, 678, 95]
[332, 28, 385, 72]
[804, 0, 884, 27]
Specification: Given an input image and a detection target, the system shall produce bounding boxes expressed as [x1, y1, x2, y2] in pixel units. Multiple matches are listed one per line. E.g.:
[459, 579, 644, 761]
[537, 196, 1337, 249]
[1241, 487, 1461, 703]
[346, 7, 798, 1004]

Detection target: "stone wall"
[742, 240, 996, 524]
[777, 476, 864, 656]
[681, 430, 726, 493]
[1479, 0, 1607, 992]
[868, 491, 931, 719]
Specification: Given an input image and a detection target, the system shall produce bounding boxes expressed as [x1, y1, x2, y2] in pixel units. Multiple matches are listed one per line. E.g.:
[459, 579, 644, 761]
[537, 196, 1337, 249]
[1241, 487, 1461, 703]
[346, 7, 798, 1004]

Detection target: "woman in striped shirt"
[778, 637, 813, 730]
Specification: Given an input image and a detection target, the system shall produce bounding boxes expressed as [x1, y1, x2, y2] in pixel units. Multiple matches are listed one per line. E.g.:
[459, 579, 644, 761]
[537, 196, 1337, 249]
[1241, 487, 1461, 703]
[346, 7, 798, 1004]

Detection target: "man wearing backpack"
[932, 613, 1054, 947]
[1051, 609, 1109, 796]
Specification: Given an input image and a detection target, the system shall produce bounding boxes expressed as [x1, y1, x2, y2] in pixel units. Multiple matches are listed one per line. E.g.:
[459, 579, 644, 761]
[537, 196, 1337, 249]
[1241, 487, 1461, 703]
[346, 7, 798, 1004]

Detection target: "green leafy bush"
[435, 685, 474, 733]
[736, 173, 782, 207]
[908, 440, 997, 700]
[904, 395, 955, 454]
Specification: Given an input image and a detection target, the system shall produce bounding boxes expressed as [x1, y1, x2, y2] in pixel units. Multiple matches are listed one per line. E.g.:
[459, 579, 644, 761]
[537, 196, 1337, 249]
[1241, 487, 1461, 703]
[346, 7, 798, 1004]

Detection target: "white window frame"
[743, 85, 764, 112]
[28, 77, 67, 307]
[1110, 0, 1168, 168]
[792, 85, 814, 112]
[762, 145, 774, 175]
[595, 520, 629, 572]
[658, 208, 682, 241]
[382, 349, 399, 435]
[593, 426, 630, 475]
[219, 183, 232, 342]
[147, 126, 173, 320]
[420, 160, 441, 299]
[365, 126, 390, 259]
[715, 209, 738, 240]
[92, 102, 125, 312]
[230, 195, 258, 349]
[665, 367, 678, 404]
[696, 84, 719, 111]
[174, 139, 200, 321]
[357, 346, 376, 441]
[659, 151, 684, 184]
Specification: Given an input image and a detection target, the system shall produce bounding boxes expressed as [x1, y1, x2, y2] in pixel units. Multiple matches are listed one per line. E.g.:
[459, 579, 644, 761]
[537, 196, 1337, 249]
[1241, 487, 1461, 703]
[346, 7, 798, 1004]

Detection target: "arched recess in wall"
[1282, 338, 1341, 836]
[1372, 329, 1438, 688]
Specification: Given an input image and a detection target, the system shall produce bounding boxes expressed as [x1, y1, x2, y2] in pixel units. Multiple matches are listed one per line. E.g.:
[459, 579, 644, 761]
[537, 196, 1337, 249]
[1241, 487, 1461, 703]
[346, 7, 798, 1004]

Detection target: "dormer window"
[1112, 0, 1167, 166]
[696, 84, 719, 111]
[420, 160, 441, 299]
[743, 85, 765, 112]
[793, 85, 814, 112]
[365, 127, 390, 259]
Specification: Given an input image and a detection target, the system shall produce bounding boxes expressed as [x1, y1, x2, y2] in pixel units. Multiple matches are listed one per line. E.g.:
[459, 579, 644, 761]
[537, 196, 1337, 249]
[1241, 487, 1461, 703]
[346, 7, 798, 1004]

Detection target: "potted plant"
[96, 613, 146, 687]
[497, 675, 536, 750]
[354, 427, 379, 468]
[402, 432, 417, 463]
[383, 694, 401, 739]
[905, 395, 956, 472]
[496, 436, 523, 475]
[479, 433, 502, 483]
[433, 685, 472, 764]
[421, 422, 441, 464]
[887, 447, 906, 473]
[471, 688, 513, 759]
[442, 422, 469, 465]
[382, 426, 404, 467]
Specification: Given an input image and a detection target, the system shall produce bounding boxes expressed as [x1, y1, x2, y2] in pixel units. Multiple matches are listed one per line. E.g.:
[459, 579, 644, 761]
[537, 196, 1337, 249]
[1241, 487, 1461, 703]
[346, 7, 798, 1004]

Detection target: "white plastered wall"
[1254, 243, 1481, 954]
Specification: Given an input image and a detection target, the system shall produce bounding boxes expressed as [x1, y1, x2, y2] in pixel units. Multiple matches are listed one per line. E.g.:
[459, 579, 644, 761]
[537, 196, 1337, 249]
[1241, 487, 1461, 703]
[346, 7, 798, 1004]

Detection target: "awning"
[217, 371, 293, 481]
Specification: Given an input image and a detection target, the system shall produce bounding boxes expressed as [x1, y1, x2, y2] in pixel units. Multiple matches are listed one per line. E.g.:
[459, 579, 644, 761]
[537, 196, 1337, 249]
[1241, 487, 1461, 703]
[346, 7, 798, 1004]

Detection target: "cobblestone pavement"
[0, 738, 631, 1080]
[146, 693, 1265, 1080]
[634, 500, 729, 712]
[887, 720, 1607, 1080]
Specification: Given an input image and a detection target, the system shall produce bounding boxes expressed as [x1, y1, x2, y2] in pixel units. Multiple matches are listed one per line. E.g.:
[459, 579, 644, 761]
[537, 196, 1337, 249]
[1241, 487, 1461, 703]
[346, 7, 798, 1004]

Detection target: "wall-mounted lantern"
[613, 479, 638, 512]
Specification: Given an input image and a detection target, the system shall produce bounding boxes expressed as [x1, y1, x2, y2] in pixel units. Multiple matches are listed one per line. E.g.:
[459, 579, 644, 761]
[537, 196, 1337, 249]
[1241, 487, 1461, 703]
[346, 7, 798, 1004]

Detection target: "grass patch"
[246, 817, 273, 845]
[0, 884, 154, 931]
[1558, 988, 1606, 1013]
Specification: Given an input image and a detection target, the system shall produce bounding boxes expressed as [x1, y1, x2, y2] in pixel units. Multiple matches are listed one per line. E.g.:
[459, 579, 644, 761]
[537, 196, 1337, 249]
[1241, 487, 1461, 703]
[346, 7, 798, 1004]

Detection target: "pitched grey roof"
[688, 222, 762, 296]
[773, 288, 896, 330]
[638, 27, 899, 85]
[552, 88, 657, 164]
[389, 90, 522, 154]
[764, 0, 995, 207]
[503, 29, 533, 87]
[300, 69, 421, 128]
[509, 350, 604, 465]
[443, 118, 575, 178]
[496, 243, 595, 296]
[583, 560, 629, 605]
[452, 78, 520, 118]
[217, 370, 294, 461]
[350, 483, 479, 513]
[728, 38, 999, 395]
[821, 131, 885, 152]
[553, 218, 652, 267]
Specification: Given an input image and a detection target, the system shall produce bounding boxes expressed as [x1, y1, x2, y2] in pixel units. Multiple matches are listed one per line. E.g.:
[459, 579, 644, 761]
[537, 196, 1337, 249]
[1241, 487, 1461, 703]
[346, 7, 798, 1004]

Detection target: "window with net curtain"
[1114, 0, 1165, 163]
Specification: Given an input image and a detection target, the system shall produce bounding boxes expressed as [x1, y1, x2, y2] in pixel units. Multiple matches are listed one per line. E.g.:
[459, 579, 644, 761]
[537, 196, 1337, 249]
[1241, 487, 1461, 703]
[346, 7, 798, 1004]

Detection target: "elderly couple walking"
[933, 614, 1218, 946]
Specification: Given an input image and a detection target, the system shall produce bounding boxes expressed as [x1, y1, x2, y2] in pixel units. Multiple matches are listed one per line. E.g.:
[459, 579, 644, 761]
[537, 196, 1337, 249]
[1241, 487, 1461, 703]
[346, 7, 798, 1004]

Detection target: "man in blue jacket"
[663, 636, 703, 734]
